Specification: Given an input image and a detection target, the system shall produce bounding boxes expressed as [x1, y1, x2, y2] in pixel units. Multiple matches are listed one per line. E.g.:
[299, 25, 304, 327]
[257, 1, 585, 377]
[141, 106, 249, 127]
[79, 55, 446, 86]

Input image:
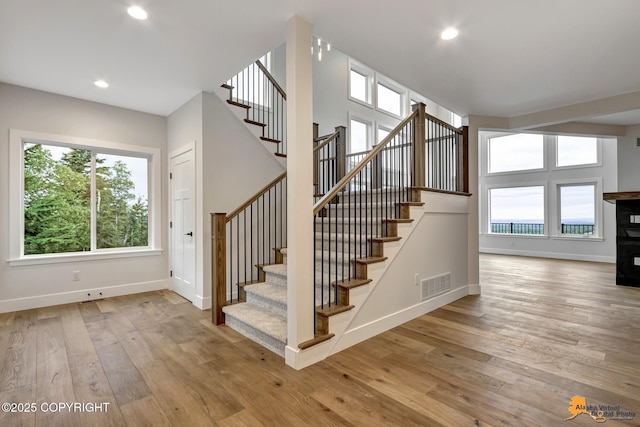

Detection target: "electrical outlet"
[73, 271, 80, 281]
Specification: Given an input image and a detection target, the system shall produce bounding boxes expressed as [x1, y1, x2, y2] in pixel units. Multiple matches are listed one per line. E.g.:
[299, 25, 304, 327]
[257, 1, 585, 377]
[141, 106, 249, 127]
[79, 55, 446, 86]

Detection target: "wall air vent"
[421, 272, 451, 301]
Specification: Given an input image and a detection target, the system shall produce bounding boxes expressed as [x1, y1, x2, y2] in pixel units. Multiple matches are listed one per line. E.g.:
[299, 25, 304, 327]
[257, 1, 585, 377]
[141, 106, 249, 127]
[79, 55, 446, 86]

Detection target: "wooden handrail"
[226, 172, 287, 221]
[313, 130, 340, 154]
[424, 113, 463, 134]
[255, 60, 287, 101]
[313, 108, 419, 215]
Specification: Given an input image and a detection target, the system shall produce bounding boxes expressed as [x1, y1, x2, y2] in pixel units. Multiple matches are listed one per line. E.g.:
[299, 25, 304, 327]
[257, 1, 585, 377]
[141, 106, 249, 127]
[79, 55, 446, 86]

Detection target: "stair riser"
[245, 292, 287, 318]
[314, 221, 390, 234]
[224, 315, 286, 357]
[333, 192, 410, 205]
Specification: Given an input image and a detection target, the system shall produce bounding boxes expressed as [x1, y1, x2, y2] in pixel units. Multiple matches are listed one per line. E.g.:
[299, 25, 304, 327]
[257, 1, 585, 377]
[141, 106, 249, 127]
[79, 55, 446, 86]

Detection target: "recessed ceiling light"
[127, 5, 148, 20]
[441, 27, 459, 40]
[94, 79, 109, 88]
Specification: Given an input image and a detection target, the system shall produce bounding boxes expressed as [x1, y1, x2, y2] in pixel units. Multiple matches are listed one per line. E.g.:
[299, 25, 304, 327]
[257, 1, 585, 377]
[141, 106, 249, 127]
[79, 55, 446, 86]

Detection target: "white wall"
[478, 131, 618, 263]
[618, 126, 640, 191]
[166, 91, 285, 309]
[0, 83, 168, 312]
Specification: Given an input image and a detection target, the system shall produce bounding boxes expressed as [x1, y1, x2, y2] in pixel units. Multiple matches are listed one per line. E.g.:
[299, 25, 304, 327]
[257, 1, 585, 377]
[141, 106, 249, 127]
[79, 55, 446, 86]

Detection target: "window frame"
[9, 129, 162, 266]
[375, 76, 405, 119]
[348, 60, 374, 107]
[347, 114, 372, 154]
[486, 132, 547, 176]
[551, 178, 603, 240]
[553, 135, 602, 170]
[486, 182, 548, 237]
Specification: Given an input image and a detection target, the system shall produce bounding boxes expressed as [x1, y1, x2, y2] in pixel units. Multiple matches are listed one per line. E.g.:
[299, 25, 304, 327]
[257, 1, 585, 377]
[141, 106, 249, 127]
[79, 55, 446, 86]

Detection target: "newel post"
[412, 102, 426, 188]
[335, 125, 347, 185]
[212, 212, 227, 325]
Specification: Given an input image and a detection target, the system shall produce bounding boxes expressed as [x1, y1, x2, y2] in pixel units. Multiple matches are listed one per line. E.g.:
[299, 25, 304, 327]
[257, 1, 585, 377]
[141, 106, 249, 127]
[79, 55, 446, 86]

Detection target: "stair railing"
[310, 102, 469, 336]
[212, 172, 287, 324]
[225, 60, 287, 156]
[313, 125, 346, 200]
[425, 114, 469, 193]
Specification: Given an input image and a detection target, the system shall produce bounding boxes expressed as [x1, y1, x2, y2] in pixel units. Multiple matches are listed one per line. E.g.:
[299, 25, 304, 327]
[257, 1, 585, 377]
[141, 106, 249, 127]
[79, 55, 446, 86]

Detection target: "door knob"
[185, 232, 193, 236]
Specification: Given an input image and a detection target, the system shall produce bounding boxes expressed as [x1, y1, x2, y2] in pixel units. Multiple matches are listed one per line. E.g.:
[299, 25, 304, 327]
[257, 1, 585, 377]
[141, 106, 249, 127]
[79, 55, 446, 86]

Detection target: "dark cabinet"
[614, 199, 640, 287]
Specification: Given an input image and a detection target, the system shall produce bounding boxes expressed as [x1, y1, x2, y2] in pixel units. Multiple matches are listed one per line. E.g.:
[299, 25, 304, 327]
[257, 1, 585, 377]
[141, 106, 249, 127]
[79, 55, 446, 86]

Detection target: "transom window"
[556, 135, 598, 167]
[488, 133, 544, 174]
[377, 82, 403, 117]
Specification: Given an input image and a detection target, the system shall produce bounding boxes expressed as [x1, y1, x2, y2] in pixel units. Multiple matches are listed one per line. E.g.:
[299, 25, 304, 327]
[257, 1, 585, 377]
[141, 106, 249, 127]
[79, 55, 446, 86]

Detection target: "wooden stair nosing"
[397, 201, 425, 207]
[353, 256, 387, 265]
[227, 99, 251, 109]
[316, 303, 355, 318]
[384, 218, 414, 224]
[244, 118, 267, 127]
[299, 333, 335, 350]
[260, 136, 281, 144]
[221, 83, 233, 90]
[333, 278, 372, 290]
[369, 236, 402, 243]
[274, 153, 287, 158]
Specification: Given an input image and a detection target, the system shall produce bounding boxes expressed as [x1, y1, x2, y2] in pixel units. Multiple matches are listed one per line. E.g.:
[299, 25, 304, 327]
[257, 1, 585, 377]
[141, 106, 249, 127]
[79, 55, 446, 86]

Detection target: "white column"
[285, 15, 315, 367]
[466, 118, 480, 291]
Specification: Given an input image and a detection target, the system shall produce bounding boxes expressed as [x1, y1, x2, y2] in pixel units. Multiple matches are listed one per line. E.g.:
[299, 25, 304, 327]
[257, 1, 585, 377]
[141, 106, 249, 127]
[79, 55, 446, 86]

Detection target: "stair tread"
[260, 136, 281, 144]
[370, 236, 402, 243]
[316, 304, 355, 317]
[227, 99, 251, 109]
[222, 303, 287, 342]
[334, 278, 372, 289]
[299, 333, 335, 350]
[354, 256, 388, 265]
[244, 118, 266, 127]
[274, 152, 287, 158]
[384, 218, 414, 223]
[221, 83, 234, 90]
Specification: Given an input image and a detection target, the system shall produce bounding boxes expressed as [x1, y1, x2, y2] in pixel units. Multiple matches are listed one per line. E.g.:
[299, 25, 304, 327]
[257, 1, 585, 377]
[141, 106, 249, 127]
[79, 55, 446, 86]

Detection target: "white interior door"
[170, 148, 196, 302]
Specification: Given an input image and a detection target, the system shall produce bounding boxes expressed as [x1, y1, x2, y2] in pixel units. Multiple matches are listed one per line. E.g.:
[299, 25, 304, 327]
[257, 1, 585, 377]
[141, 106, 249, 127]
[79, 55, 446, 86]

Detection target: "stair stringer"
[211, 87, 287, 167]
[286, 190, 476, 370]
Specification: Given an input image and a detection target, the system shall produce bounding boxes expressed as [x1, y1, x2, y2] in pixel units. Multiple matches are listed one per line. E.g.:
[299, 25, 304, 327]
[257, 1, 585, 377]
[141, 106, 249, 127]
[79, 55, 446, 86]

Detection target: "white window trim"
[552, 135, 602, 170]
[347, 60, 374, 107]
[375, 75, 406, 119]
[483, 181, 548, 237]
[347, 113, 373, 154]
[484, 132, 548, 176]
[9, 129, 162, 266]
[550, 178, 603, 240]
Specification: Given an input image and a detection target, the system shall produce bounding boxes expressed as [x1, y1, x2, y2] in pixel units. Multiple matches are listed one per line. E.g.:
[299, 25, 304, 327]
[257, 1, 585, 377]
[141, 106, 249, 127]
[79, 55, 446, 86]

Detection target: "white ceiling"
[2, 0, 640, 126]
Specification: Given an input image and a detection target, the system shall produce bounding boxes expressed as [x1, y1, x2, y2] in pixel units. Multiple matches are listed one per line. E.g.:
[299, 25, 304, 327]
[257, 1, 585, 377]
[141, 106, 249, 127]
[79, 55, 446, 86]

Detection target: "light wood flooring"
[1, 254, 639, 426]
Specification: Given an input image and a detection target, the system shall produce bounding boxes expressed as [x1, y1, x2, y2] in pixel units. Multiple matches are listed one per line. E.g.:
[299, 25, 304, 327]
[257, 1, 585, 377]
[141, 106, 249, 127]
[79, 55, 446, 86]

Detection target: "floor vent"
[421, 273, 451, 301]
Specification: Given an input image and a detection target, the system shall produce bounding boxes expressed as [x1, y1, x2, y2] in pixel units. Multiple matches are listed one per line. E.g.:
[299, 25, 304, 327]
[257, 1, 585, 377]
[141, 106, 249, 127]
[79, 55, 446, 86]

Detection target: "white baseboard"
[330, 285, 474, 355]
[287, 284, 477, 370]
[0, 279, 169, 313]
[480, 247, 615, 263]
[193, 295, 211, 310]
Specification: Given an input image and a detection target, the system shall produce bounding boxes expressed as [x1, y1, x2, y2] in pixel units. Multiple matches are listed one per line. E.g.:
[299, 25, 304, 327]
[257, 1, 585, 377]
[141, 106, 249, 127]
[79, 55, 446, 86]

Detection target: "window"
[349, 62, 372, 105]
[349, 118, 370, 153]
[489, 186, 545, 235]
[556, 136, 598, 167]
[488, 133, 544, 174]
[558, 183, 597, 236]
[377, 81, 403, 117]
[10, 129, 160, 263]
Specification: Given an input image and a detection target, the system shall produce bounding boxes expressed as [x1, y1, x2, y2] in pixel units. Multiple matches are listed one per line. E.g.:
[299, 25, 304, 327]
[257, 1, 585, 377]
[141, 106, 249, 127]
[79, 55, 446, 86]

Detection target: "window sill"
[551, 235, 604, 242]
[8, 248, 163, 267]
[481, 233, 548, 239]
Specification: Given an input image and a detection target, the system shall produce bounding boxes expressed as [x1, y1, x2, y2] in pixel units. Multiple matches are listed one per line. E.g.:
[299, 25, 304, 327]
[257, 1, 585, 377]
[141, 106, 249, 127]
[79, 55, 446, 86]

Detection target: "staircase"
[222, 188, 424, 357]
[212, 54, 470, 366]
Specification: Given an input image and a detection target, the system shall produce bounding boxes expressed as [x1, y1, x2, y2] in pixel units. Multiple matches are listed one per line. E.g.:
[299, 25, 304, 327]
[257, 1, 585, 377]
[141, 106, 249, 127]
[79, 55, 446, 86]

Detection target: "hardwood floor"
[1, 254, 639, 426]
